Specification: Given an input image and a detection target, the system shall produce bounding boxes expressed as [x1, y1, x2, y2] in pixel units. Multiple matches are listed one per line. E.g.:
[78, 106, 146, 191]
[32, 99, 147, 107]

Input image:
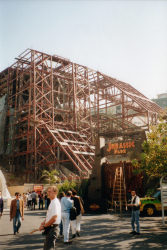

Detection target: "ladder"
[112, 165, 127, 212]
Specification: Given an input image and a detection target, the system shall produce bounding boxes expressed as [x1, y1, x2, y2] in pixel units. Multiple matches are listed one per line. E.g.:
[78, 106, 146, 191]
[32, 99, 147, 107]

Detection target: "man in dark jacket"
[0, 191, 3, 217]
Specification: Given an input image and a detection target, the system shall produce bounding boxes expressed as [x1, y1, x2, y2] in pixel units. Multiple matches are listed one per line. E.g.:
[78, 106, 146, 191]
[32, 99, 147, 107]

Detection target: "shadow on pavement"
[1, 212, 167, 250]
[0, 234, 14, 236]
[3, 233, 44, 250]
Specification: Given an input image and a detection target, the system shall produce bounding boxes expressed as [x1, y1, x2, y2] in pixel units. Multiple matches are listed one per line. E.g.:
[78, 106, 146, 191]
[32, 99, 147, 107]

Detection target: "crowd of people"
[0, 188, 141, 250]
[22, 191, 50, 210]
[1, 186, 84, 249]
[39, 187, 84, 248]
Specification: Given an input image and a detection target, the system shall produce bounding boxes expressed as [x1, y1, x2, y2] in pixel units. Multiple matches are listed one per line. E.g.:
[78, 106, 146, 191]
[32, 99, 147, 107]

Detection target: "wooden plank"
[73, 151, 94, 156]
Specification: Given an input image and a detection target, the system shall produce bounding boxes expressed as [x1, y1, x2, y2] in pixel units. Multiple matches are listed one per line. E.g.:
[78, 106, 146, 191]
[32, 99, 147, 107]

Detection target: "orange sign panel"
[107, 141, 135, 154]
[33, 185, 43, 192]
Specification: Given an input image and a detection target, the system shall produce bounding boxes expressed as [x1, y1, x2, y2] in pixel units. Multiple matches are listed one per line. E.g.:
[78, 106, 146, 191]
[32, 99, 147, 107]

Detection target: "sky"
[0, 0, 167, 99]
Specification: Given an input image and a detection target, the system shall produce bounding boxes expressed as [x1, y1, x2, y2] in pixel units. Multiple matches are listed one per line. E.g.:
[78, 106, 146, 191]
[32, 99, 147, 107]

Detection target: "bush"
[58, 180, 77, 194]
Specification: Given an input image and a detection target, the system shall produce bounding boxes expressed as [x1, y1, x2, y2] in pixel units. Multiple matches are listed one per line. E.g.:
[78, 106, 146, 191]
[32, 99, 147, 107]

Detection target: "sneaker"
[71, 234, 76, 239]
[64, 241, 72, 245]
[135, 232, 140, 235]
[129, 231, 136, 235]
[76, 231, 80, 237]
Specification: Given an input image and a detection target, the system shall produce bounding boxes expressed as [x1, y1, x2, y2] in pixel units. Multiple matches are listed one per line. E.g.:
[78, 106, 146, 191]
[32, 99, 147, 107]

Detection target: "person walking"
[39, 186, 61, 250]
[44, 192, 48, 209]
[0, 191, 3, 218]
[31, 190, 37, 210]
[47, 195, 50, 209]
[58, 191, 65, 237]
[38, 193, 44, 210]
[23, 193, 27, 208]
[10, 192, 24, 235]
[61, 191, 73, 244]
[71, 189, 84, 238]
[128, 190, 141, 235]
[27, 191, 32, 210]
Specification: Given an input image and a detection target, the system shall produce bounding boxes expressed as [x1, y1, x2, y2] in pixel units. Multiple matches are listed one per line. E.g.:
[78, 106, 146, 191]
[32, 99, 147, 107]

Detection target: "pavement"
[0, 209, 167, 250]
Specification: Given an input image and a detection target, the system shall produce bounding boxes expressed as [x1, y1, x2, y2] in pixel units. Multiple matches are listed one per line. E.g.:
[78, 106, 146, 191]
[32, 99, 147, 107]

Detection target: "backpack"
[70, 207, 77, 220]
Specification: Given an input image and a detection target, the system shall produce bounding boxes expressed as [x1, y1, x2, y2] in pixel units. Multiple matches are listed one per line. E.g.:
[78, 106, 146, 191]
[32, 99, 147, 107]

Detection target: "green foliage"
[41, 169, 60, 184]
[133, 112, 167, 178]
[58, 180, 77, 194]
[146, 188, 157, 197]
[57, 179, 89, 199]
[9, 174, 16, 180]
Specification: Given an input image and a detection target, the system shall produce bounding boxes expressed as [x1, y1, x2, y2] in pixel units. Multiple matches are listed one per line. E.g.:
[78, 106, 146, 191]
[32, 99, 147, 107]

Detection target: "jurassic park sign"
[33, 185, 43, 192]
[107, 141, 135, 155]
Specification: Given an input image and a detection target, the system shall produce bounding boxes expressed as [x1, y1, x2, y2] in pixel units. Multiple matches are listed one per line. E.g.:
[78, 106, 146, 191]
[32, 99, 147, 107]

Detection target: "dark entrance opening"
[102, 161, 143, 210]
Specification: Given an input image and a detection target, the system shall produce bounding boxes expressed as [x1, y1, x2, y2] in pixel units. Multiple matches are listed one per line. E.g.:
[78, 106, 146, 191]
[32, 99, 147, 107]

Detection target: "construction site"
[0, 49, 163, 207]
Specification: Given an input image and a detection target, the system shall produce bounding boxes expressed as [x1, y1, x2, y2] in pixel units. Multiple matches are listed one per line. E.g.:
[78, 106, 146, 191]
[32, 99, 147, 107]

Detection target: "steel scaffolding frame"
[0, 49, 162, 181]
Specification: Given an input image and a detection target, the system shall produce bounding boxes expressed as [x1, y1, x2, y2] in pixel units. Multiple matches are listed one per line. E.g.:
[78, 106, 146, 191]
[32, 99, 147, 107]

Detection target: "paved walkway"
[0, 209, 167, 249]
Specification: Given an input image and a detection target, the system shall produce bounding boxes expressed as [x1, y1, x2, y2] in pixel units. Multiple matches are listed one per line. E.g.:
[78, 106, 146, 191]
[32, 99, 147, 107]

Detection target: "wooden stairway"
[112, 166, 127, 212]
[45, 124, 95, 177]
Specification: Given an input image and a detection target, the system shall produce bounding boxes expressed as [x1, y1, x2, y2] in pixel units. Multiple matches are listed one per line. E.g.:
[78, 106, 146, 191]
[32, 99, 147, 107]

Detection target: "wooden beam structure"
[0, 49, 162, 182]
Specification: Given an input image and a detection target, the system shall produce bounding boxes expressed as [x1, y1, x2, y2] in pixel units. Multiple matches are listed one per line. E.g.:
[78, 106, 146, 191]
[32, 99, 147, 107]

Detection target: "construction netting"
[0, 95, 15, 155]
[0, 95, 7, 154]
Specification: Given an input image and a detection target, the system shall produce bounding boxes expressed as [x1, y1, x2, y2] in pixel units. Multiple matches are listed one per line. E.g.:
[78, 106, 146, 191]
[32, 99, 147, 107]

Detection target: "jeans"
[43, 226, 59, 250]
[61, 212, 70, 242]
[13, 210, 21, 233]
[28, 200, 32, 209]
[59, 220, 63, 235]
[39, 200, 43, 210]
[32, 198, 36, 210]
[45, 200, 47, 209]
[131, 210, 140, 233]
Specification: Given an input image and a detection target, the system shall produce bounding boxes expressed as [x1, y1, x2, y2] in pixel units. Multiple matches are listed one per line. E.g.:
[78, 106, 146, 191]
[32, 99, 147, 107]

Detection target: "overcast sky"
[0, 0, 167, 99]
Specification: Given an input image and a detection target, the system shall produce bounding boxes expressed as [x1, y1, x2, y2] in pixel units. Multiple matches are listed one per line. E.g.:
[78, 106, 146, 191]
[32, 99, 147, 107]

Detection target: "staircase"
[45, 124, 95, 177]
[112, 166, 127, 212]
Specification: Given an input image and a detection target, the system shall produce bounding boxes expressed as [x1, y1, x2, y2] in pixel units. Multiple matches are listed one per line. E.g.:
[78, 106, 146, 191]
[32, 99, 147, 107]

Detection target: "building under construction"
[0, 49, 162, 185]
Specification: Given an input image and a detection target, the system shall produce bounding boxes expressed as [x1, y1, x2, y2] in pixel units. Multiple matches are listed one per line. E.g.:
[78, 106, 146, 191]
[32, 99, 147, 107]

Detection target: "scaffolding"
[0, 49, 162, 182]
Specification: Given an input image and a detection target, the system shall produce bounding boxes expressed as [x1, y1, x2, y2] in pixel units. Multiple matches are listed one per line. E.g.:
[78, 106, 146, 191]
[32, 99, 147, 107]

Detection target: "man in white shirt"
[128, 190, 141, 235]
[39, 186, 61, 250]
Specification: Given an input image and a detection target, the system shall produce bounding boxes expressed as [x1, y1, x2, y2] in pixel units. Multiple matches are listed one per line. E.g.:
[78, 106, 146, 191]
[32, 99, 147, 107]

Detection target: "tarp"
[0, 170, 11, 199]
[0, 95, 7, 154]
[5, 108, 15, 155]
[0, 94, 15, 155]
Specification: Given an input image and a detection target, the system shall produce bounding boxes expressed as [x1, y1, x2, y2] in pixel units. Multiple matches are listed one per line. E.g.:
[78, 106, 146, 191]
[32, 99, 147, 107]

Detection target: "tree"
[132, 112, 167, 178]
[41, 169, 60, 184]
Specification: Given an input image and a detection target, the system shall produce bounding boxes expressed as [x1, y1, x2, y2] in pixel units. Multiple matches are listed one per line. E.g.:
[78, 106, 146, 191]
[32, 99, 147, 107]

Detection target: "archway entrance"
[102, 161, 143, 210]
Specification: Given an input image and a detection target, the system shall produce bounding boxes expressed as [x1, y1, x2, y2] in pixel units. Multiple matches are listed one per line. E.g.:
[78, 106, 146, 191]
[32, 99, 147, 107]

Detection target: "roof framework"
[0, 49, 162, 181]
